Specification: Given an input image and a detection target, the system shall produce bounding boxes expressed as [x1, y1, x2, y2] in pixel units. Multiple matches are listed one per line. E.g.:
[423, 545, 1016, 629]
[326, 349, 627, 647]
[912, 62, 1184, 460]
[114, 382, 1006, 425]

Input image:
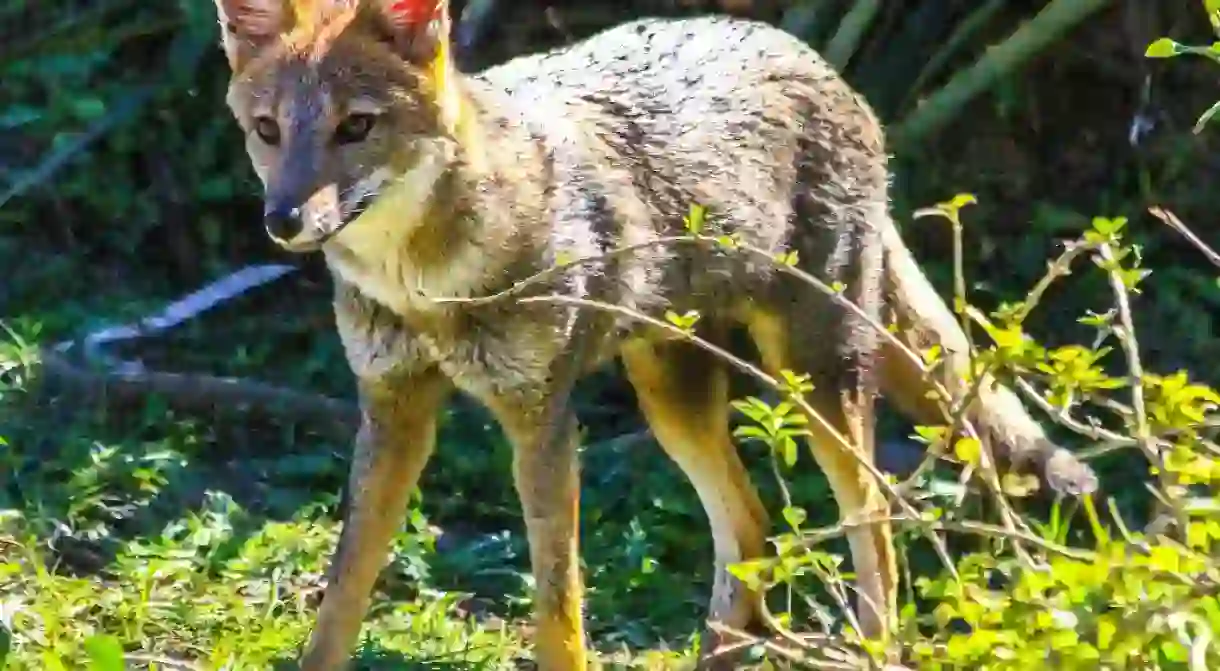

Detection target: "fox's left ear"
[213, 0, 294, 70]
[369, 0, 452, 66]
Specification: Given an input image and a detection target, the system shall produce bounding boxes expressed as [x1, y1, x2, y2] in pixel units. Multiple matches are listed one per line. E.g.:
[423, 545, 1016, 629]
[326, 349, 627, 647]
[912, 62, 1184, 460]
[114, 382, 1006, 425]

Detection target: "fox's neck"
[324, 76, 555, 315]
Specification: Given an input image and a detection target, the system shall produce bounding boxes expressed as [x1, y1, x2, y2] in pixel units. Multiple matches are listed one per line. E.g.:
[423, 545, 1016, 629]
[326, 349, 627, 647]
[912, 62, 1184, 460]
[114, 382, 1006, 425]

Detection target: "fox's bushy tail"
[877, 221, 1098, 496]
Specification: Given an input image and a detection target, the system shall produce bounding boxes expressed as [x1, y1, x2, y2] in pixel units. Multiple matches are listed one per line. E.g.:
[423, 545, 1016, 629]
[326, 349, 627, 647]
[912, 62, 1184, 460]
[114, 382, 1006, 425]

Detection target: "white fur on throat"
[325, 139, 482, 314]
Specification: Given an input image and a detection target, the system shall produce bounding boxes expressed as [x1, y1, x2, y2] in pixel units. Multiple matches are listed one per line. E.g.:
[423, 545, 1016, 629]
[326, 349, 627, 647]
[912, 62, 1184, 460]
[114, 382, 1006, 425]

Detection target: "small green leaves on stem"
[683, 202, 707, 235]
[663, 309, 701, 335]
[1146, 28, 1220, 132]
[775, 249, 800, 267]
[913, 192, 978, 227]
[730, 395, 812, 468]
[777, 369, 815, 399]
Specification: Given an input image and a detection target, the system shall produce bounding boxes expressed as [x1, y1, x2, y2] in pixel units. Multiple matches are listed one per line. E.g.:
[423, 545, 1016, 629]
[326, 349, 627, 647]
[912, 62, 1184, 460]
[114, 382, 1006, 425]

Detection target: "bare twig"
[1149, 206, 1220, 270]
[514, 291, 962, 586]
[1096, 242, 1186, 531]
[123, 654, 203, 671]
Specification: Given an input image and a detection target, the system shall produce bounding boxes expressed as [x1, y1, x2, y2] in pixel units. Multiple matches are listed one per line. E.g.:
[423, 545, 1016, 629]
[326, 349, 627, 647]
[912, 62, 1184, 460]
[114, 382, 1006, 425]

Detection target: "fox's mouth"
[271, 187, 381, 254]
[314, 191, 376, 245]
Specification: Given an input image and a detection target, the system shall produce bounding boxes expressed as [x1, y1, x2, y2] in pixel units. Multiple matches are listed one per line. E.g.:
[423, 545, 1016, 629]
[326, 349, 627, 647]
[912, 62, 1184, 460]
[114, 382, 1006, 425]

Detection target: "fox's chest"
[324, 242, 486, 317]
[332, 272, 576, 403]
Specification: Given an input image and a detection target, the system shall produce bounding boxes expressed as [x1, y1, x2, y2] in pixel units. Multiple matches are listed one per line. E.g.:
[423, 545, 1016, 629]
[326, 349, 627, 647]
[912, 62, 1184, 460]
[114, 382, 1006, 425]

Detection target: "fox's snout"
[261, 184, 344, 252]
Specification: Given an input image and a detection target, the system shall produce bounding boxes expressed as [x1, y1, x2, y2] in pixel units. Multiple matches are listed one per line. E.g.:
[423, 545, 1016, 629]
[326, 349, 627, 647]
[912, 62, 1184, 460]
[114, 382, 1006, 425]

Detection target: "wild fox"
[211, 0, 1099, 668]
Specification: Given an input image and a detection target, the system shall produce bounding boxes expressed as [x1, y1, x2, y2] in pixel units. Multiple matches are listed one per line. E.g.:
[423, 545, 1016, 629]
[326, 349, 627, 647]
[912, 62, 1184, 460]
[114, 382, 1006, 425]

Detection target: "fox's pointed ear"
[213, 0, 293, 70]
[370, 0, 452, 66]
[370, 0, 464, 133]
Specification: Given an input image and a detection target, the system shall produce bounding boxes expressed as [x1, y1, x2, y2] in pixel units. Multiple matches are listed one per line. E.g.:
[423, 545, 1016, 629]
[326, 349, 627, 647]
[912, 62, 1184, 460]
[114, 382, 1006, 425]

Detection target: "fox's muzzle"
[262, 180, 350, 253]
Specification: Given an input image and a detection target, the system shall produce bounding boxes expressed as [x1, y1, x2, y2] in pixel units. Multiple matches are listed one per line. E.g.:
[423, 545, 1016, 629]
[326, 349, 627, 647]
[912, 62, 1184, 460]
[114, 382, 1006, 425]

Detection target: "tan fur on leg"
[747, 310, 897, 642]
[482, 396, 587, 671]
[621, 338, 769, 668]
[300, 371, 450, 670]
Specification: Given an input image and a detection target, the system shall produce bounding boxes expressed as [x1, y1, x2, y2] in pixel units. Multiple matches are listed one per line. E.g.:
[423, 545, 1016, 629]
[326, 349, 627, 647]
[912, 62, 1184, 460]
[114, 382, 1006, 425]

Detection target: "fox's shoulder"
[474, 15, 839, 110]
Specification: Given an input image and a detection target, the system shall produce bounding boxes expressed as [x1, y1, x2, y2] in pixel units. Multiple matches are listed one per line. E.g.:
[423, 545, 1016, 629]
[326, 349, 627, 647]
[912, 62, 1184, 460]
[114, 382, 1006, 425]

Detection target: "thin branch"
[1148, 206, 1220, 270]
[1097, 242, 1186, 530]
[515, 292, 962, 581]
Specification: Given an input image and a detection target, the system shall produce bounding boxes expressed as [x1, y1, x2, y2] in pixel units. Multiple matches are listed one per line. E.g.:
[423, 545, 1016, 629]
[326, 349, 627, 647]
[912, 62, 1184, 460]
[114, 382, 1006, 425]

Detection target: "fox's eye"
[334, 113, 377, 145]
[253, 117, 280, 146]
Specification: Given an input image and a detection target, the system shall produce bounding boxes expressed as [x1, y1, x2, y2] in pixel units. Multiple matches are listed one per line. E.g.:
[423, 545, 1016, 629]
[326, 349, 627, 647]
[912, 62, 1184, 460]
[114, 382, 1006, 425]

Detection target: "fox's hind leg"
[747, 307, 898, 644]
[621, 333, 770, 668]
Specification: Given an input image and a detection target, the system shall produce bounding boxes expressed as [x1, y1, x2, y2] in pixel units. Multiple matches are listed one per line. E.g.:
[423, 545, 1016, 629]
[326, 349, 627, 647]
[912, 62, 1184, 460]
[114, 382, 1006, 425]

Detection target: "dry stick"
[122, 655, 201, 671]
[11, 263, 361, 436]
[438, 234, 981, 466]
[757, 580, 863, 666]
[791, 513, 1097, 563]
[34, 348, 360, 435]
[705, 621, 855, 670]
[1149, 206, 1220, 270]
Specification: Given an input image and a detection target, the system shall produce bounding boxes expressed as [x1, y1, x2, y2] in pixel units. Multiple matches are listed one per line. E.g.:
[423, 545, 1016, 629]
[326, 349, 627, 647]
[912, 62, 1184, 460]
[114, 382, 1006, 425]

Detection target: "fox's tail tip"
[1039, 445, 1100, 497]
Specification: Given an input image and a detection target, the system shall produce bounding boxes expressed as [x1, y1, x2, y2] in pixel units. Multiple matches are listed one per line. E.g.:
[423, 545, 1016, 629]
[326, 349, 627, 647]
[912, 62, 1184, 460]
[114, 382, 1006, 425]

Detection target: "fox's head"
[213, 0, 463, 252]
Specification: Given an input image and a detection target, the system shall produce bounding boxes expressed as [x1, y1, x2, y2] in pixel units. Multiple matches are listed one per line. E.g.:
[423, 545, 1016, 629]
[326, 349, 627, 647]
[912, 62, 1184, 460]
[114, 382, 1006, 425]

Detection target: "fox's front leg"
[300, 370, 450, 671]
[484, 392, 587, 670]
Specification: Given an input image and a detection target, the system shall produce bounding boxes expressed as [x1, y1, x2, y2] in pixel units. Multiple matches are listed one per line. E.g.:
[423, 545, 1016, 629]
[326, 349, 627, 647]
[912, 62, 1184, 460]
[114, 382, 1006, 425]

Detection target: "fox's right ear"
[213, 0, 293, 70]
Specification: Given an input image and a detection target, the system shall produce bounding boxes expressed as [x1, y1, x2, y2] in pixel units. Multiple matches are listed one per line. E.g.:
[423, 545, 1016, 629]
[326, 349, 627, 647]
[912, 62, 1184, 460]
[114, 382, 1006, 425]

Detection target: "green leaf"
[84, 635, 126, 671]
[1207, 0, 1220, 36]
[683, 202, 707, 234]
[1001, 472, 1041, 498]
[1145, 37, 1182, 58]
[953, 437, 982, 465]
[782, 437, 798, 467]
[1194, 98, 1220, 134]
[782, 505, 807, 529]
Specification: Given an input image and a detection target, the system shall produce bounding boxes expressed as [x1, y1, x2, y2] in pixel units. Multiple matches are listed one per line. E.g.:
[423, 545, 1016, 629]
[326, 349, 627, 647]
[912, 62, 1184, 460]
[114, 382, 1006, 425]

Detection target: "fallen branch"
[11, 263, 360, 438]
[34, 347, 359, 434]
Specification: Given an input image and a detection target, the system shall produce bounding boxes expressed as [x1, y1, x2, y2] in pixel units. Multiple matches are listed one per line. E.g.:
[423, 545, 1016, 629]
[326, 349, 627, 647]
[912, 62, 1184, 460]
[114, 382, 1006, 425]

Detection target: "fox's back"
[474, 15, 888, 325]
[479, 15, 872, 141]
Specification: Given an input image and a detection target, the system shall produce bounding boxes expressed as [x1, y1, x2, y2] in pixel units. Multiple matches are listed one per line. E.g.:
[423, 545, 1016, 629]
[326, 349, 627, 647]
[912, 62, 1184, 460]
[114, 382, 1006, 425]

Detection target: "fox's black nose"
[264, 206, 304, 242]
